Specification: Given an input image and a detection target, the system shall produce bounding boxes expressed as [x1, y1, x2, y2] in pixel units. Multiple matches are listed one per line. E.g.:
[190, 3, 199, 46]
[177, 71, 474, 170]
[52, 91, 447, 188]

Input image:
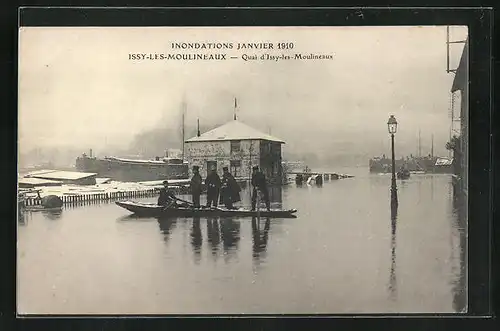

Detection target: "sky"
[18, 26, 468, 159]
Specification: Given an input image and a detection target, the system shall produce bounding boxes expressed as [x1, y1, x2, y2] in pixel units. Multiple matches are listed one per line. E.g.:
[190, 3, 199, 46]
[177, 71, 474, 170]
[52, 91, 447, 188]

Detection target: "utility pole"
[181, 98, 186, 160]
[431, 134, 434, 158]
[418, 129, 421, 158]
[234, 97, 237, 120]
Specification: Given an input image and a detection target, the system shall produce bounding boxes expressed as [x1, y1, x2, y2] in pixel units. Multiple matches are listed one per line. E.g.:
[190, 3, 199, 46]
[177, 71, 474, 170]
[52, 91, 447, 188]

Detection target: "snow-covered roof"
[185, 120, 284, 143]
[26, 170, 97, 180]
[18, 177, 63, 187]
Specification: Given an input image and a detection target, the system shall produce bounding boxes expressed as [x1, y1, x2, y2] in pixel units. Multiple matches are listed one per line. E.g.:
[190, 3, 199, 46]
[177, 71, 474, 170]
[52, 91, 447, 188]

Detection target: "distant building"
[185, 120, 285, 185]
[165, 148, 183, 159]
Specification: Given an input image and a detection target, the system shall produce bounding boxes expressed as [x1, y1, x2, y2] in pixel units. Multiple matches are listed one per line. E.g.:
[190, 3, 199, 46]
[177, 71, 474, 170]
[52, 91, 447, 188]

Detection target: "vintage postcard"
[18, 24, 469, 315]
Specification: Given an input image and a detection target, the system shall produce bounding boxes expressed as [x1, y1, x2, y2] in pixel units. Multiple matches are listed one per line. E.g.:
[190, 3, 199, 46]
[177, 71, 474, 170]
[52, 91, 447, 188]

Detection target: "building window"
[230, 160, 241, 177]
[230, 160, 241, 167]
[230, 140, 241, 153]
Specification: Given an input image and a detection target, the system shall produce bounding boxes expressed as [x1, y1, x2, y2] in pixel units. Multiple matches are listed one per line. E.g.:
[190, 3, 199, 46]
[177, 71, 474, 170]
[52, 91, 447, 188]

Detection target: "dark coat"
[219, 172, 241, 204]
[158, 187, 176, 206]
[251, 171, 268, 190]
[190, 173, 203, 194]
[205, 172, 221, 190]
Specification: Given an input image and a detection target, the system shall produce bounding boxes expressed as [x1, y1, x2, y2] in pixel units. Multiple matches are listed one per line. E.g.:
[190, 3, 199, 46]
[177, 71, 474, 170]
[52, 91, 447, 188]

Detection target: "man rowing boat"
[158, 180, 198, 209]
[157, 180, 179, 207]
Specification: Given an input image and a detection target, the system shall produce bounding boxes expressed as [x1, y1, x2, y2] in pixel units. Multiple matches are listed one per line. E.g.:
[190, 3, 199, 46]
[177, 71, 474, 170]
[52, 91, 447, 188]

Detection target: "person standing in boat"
[251, 166, 271, 211]
[205, 165, 221, 208]
[190, 165, 203, 208]
[219, 166, 241, 210]
[158, 180, 178, 207]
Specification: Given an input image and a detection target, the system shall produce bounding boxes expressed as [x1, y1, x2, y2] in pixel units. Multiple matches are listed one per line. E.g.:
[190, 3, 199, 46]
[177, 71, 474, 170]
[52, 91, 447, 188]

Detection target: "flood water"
[17, 167, 467, 314]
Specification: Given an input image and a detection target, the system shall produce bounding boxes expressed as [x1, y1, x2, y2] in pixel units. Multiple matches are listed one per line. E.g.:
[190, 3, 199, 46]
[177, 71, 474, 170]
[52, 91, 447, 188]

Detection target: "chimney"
[197, 119, 201, 137]
[89, 149, 93, 157]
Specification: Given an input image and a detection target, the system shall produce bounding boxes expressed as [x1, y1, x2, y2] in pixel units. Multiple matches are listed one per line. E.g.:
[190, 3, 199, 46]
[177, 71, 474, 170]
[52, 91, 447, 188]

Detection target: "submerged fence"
[21, 182, 245, 208]
[22, 187, 172, 207]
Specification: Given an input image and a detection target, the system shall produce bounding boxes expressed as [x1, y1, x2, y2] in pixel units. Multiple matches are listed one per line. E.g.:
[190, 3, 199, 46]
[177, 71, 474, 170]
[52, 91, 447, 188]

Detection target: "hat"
[163, 180, 169, 185]
[222, 166, 228, 171]
[252, 166, 259, 170]
[193, 165, 199, 170]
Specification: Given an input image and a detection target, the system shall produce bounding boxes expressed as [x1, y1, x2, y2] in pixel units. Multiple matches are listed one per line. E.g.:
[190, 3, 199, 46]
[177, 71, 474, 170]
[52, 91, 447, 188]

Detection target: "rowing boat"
[115, 200, 298, 218]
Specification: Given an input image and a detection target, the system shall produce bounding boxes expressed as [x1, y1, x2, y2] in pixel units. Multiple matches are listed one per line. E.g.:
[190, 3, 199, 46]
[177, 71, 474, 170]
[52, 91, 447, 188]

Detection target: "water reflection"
[41, 209, 63, 220]
[190, 217, 203, 263]
[18, 210, 26, 225]
[417, 179, 422, 203]
[220, 218, 241, 261]
[206, 217, 221, 256]
[430, 175, 434, 201]
[252, 217, 271, 261]
[451, 192, 467, 313]
[399, 178, 408, 191]
[19, 171, 464, 314]
[388, 206, 398, 301]
[268, 186, 283, 206]
[157, 217, 177, 244]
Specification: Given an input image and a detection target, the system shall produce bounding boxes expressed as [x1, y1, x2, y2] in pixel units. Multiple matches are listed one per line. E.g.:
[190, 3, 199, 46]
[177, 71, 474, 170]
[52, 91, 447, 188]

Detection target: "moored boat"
[397, 169, 411, 180]
[75, 149, 189, 182]
[115, 200, 298, 218]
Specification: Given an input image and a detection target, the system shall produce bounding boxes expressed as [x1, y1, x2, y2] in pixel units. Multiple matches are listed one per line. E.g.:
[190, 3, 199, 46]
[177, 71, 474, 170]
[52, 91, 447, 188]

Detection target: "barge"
[75, 149, 189, 182]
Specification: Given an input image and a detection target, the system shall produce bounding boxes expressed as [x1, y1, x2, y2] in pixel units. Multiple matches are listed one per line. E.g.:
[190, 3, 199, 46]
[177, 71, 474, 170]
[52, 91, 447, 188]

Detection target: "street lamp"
[387, 115, 398, 208]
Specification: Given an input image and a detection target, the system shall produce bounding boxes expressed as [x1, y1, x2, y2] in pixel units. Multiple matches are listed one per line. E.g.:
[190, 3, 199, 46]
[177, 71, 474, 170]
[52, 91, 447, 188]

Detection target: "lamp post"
[388, 205, 398, 300]
[387, 115, 398, 208]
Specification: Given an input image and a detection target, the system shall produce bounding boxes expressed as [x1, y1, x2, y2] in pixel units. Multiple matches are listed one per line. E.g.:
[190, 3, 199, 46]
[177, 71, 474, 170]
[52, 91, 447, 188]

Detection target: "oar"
[163, 196, 224, 212]
[173, 196, 194, 206]
[160, 196, 190, 211]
